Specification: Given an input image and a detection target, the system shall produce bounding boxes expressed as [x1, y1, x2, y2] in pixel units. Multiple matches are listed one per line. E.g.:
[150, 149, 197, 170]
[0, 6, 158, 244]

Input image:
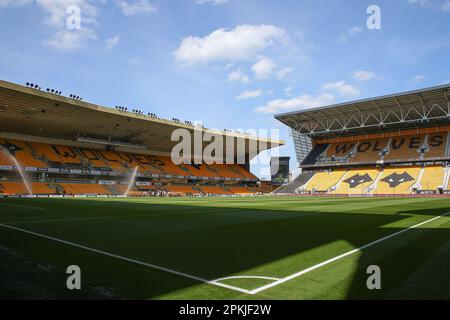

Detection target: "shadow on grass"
[0, 197, 448, 299]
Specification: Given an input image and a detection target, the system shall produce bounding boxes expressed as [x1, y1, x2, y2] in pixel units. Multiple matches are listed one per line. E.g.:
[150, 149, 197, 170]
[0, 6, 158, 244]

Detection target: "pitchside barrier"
[270, 193, 450, 198]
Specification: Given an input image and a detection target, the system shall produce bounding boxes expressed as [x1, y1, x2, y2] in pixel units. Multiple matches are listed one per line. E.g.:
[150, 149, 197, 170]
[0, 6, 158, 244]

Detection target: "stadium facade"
[0, 80, 283, 197]
[275, 84, 450, 196]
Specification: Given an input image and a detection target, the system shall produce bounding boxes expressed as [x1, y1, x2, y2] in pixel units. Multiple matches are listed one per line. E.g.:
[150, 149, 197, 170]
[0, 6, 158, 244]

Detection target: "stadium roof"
[275, 84, 450, 138]
[0, 80, 283, 159]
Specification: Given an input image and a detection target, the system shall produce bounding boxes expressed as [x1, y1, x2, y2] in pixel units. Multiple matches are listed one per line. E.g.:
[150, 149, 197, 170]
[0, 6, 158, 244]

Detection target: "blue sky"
[1, 0, 449, 179]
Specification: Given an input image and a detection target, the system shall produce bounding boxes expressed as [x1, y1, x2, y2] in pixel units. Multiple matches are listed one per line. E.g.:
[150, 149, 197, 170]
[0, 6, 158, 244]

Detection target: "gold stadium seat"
[166, 185, 197, 194]
[382, 134, 447, 161]
[60, 183, 111, 195]
[79, 149, 109, 167]
[423, 134, 447, 159]
[325, 142, 355, 158]
[200, 186, 232, 194]
[0, 182, 55, 195]
[0, 182, 29, 195]
[32, 142, 65, 163]
[233, 165, 257, 180]
[31, 182, 56, 195]
[420, 166, 445, 190]
[228, 186, 255, 194]
[0, 139, 47, 167]
[349, 138, 390, 163]
[157, 156, 190, 176]
[375, 167, 420, 195]
[304, 170, 346, 192]
[0, 147, 14, 166]
[335, 168, 380, 194]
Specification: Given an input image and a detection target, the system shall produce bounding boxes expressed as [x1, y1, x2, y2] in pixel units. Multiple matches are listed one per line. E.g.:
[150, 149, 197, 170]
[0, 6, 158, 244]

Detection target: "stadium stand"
[349, 138, 390, 163]
[303, 170, 346, 192]
[59, 183, 111, 195]
[0, 182, 55, 195]
[0, 138, 261, 196]
[301, 144, 329, 165]
[275, 84, 450, 196]
[335, 168, 379, 195]
[273, 171, 315, 194]
[374, 167, 421, 195]
[302, 133, 448, 166]
[0, 80, 278, 197]
[419, 166, 445, 191]
[200, 186, 232, 195]
[447, 167, 450, 191]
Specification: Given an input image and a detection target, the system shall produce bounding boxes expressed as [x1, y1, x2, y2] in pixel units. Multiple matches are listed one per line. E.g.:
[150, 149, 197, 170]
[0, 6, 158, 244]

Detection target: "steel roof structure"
[275, 84, 450, 139]
[0, 80, 284, 160]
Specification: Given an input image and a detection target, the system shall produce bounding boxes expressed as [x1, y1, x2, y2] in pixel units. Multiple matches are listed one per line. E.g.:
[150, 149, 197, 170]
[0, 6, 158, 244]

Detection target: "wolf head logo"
[381, 172, 414, 188]
[343, 173, 373, 188]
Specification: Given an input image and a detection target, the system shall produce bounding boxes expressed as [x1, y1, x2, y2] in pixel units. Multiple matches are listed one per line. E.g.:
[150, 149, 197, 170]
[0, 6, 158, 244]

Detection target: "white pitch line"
[1, 212, 448, 296]
[0, 223, 252, 295]
[249, 211, 450, 295]
[211, 275, 280, 283]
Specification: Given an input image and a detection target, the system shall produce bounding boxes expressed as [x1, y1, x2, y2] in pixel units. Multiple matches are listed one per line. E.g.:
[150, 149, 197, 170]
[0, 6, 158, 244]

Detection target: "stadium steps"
[329, 170, 349, 193]
[418, 135, 429, 160]
[179, 164, 193, 176]
[104, 184, 121, 195]
[346, 142, 360, 163]
[366, 168, 384, 195]
[443, 167, 450, 190]
[273, 171, 315, 194]
[413, 166, 426, 189]
[229, 165, 246, 179]
[221, 186, 233, 193]
[206, 165, 222, 177]
[446, 132, 450, 157]
[301, 143, 329, 165]
[48, 183, 64, 194]
[25, 141, 47, 165]
[380, 138, 392, 161]
[76, 149, 92, 168]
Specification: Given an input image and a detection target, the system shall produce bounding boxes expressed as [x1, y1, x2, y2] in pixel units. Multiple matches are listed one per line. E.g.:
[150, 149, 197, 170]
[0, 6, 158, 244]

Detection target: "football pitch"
[0, 196, 449, 300]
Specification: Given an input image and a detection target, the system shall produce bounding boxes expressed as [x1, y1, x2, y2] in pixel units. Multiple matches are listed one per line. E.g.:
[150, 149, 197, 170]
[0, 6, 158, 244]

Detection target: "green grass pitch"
[0, 196, 449, 299]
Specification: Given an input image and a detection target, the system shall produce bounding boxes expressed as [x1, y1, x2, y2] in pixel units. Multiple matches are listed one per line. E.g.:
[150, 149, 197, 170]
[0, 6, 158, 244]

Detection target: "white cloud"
[116, 0, 157, 16]
[442, 0, 450, 10]
[352, 70, 376, 81]
[236, 89, 263, 100]
[413, 75, 426, 82]
[255, 93, 335, 114]
[45, 28, 97, 51]
[0, 0, 100, 51]
[407, 0, 429, 6]
[173, 24, 286, 66]
[322, 81, 360, 97]
[227, 70, 250, 83]
[284, 86, 294, 96]
[252, 57, 276, 80]
[407, 0, 450, 10]
[339, 26, 363, 43]
[105, 35, 120, 51]
[196, 0, 230, 5]
[276, 67, 293, 80]
[0, 0, 98, 26]
[348, 26, 363, 35]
